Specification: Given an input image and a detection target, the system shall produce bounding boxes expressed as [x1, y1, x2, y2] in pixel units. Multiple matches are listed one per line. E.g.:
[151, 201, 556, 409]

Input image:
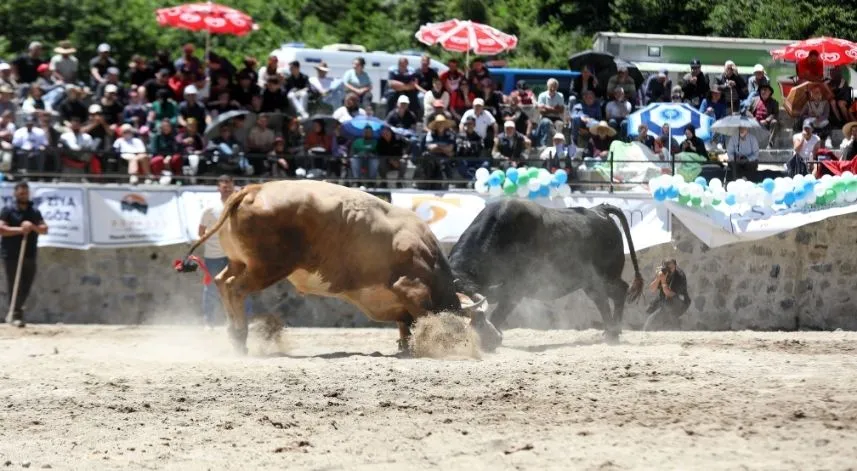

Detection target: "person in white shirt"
[534, 78, 565, 147]
[422, 77, 450, 118]
[459, 98, 497, 142]
[789, 119, 820, 177]
[197, 175, 253, 329]
[257, 54, 280, 90]
[539, 132, 576, 165]
[333, 93, 367, 123]
[113, 123, 150, 184]
[59, 116, 94, 175]
[308, 61, 342, 109]
[11, 115, 48, 174]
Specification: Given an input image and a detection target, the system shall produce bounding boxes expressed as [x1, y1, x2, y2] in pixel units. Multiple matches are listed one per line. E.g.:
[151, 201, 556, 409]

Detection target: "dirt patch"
[410, 312, 481, 360]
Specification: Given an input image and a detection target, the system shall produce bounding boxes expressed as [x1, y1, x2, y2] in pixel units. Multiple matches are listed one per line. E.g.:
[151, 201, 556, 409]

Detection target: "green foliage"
[1, 0, 856, 70]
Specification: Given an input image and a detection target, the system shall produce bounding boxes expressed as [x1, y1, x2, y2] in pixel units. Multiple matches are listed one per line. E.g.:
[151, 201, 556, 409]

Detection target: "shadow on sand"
[506, 337, 621, 353]
[255, 351, 401, 360]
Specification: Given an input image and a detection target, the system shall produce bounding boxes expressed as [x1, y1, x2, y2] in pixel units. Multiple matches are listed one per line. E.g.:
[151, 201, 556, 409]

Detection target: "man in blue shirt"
[570, 89, 602, 146]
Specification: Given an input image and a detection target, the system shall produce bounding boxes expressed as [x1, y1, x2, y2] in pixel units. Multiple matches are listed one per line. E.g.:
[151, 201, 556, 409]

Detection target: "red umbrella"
[415, 19, 517, 55]
[156, 2, 257, 36]
[770, 37, 857, 65]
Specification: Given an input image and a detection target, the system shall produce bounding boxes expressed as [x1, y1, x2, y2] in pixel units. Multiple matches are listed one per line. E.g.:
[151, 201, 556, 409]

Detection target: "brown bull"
[177, 179, 500, 355]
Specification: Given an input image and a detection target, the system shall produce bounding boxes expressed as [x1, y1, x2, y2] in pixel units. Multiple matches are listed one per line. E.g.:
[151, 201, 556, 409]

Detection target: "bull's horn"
[461, 293, 487, 309]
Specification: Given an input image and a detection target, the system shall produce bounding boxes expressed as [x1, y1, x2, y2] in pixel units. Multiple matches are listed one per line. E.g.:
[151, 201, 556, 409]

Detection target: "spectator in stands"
[0, 63, 15, 90]
[421, 115, 456, 189]
[681, 59, 709, 108]
[304, 118, 334, 172]
[206, 123, 243, 175]
[468, 58, 490, 92]
[424, 99, 454, 132]
[503, 94, 532, 138]
[276, 118, 304, 177]
[209, 72, 232, 102]
[149, 51, 175, 77]
[285, 60, 310, 119]
[828, 66, 851, 125]
[799, 84, 830, 139]
[570, 89, 602, 145]
[415, 54, 438, 104]
[270, 136, 292, 178]
[208, 89, 239, 118]
[114, 123, 150, 184]
[643, 69, 671, 105]
[479, 78, 504, 123]
[192, 72, 210, 104]
[351, 125, 380, 181]
[12, 116, 48, 173]
[377, 127, 407, 186]
[716, 61, 746, 113]
[38, 113, 60, 158]
[635, 124, 655, 151]
[96, 67, 126, 103]
[127, 54, 153, 87]
[534, 78, 565, 147]
[232, 70, 260, 108]
[333, 93, 367, 123]
[726, 125, 759, 180]
[455, 116, 485, 181]
[149, 119, 182, 180]
[261, 75, 287, 113]
[0, 85, 18, 119]
[680, 125, 707, 158]
[449, 81, 475, 120]
[59, 116, 95, 175]
[789, 119, 819, 176]
[179, 85, 208, 127]
[49, 40, 79, 84]
[494, 120, 530, 168]
[0, 111, 14, 170]
[177, 117, 205, 164]
[839, 122, 857, 161]
[309, 61, 339, 109]
[743, 64, 769, 110]
[257, 54, 280, 90]
[34, 63, 60, 102]
[796, 50, 824, 84]
[342, 57, 373, 108]
[440, 59, 464, 95]
[539, 133, 576, 169]
[12, 41, 45, 84]
[246, 113, 275, 175]
[605, 87, 632, 137]
[587, 121, 615, 160]
[238, 56, 258, 86]
[571, 66, 598, 103]
[510, 80, 535, 106]
[423, 77, 449, 120]
[21, 85, 52, 116]
[149, 89, 179, 127]
[98, 84, 123, 128]
[655, 123, 680, 159]
[700, 87, 727, 120]
[670, 85, 684, 103]
[206, 52, 234, 86]
[89, 43, 116, 89]
[83, 104, 112, 155]
[388, 58, 419, 116]
[59, 85, 86, 123]
[460, 97, 498, 151]
[748, 84, 779, 135]
[607, 66, 637, 104]
[386, 95, 418, 130]
[144, 69, 171, 103]
[174, 44, 201, 77]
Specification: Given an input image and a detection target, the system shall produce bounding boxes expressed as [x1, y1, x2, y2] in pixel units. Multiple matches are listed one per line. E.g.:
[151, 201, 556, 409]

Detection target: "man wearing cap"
[385, 95, 418, 130]
[716, 60, 747, 112]
[89, 43, 117, 89]
[494, 120, 530, 167]
[95, 67, 126, 103]
[460, 97, 498, 149]
[643, 68, 671, 105]
[179, 85, 208, 127]
[454, 116, 485, 180]
[681, 59, 710, 107]
[174, 44, 202, 77]
[11, 42, 45, 85]
[114, 123, 151, 184]
[746, 64, 770, 102]
[0, 63, 16, 90]
[388, 58, 420, 116]
[11, 115, 48, 172]
[95, 83, 123, 129]
[789, 119, 820, 177]
[510, 79, 535, 106]
[539, 132, 575, 167]
[606, 66, 637, 102]
[49, 40, 79, 84]
[284, 60, 311, 119]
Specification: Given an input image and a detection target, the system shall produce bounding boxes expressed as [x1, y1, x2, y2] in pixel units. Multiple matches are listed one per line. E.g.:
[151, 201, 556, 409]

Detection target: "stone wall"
[11, 212, 857, 331]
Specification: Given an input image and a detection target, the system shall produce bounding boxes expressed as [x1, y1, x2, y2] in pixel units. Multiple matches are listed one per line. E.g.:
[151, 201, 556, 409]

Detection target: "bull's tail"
[174, 186, 252, 273]
[599, 204, 644, 303]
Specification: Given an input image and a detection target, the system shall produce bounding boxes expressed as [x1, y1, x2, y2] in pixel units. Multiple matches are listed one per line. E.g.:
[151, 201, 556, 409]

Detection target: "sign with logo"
[88, 189, 185, 247]
[390, 192, 488, 243]
[0, 184, 87, 249]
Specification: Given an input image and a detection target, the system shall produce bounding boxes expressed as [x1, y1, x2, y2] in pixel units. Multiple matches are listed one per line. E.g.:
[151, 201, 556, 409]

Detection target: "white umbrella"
[712, 114, 770, 144]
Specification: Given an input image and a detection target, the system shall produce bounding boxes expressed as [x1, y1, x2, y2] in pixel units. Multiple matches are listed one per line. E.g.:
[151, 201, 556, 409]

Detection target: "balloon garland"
[650, 172, 857, 213]
[474, 167, 571, 199]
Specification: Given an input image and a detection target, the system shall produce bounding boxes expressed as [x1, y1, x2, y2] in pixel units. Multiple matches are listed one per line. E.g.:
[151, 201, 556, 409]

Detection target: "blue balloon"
[803, 181, 814, 193]
[554, 170, 568, 184]
[762, 178, 775, 194]
[527, 190, 539, 200]
[694, 176, 707, 188]
[488, 175, 501, 187]
[783, 191, 796, 206]
[550, 177, 561, 188]
[725, 194, 737, 205]
[653, 188, 667, 202]
[506, 168, 519, 184]
[793, 189, 805, 201]
[538, 185, 550, 198]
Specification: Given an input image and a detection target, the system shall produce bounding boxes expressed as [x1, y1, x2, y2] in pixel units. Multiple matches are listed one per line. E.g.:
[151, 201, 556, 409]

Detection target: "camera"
[657, 265, 669, 275]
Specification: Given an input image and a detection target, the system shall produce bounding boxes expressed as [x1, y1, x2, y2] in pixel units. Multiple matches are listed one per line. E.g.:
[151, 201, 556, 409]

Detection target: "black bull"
[449, 199, 644, 346]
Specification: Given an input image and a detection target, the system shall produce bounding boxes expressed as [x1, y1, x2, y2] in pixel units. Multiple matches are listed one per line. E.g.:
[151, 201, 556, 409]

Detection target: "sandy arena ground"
[1, 324, 856, 470]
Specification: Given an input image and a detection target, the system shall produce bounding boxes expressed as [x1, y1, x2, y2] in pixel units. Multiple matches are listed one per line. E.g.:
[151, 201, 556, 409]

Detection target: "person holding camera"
[644, 259, 691, 331]
[727, 125, 759, 180]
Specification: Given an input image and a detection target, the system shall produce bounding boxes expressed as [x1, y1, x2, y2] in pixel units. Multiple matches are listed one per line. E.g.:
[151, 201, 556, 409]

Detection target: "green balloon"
[825, 189, 836, 203]
[833, 181, 846, 193]
[503, 180, 517, 195]
[678, 194, 691, 205]
[848, 181, 857, 192]
[527, 168, 540, 179]
[492, 170, 505, 183]
[691, 196, 702, 207]
[518, 174, 530, 186]
[815, 194, 826, 206]
[712, 199, 721, 206]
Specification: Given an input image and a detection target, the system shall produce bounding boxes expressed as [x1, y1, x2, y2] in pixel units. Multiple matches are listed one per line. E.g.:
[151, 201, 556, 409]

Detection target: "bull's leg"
[396, 316, 414, 356]
[487, 291, 518, 331]
[215, 262, 250, 355]
[584, 286, 619, 344]
[391, 276, 431, 355]
[607, 278, 630, 334]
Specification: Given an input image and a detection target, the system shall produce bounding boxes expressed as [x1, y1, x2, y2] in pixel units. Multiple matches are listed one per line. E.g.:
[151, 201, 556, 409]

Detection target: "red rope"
[173, 255, 213, 285]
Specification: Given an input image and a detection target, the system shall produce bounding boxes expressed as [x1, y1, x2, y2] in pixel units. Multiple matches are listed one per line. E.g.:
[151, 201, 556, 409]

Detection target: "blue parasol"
[341, 116, 390, 139]
[626, 103, 715, 142]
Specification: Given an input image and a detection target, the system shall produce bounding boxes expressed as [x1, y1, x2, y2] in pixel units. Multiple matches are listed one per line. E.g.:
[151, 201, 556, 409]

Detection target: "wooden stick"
[6, 232, 28, 324]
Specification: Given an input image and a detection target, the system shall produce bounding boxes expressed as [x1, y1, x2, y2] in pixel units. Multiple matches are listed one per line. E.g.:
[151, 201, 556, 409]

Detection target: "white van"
[268, 43, 448, 106]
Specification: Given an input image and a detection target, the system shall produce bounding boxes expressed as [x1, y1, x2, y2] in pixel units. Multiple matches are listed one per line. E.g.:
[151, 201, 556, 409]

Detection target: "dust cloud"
[410, 312, 482, 360]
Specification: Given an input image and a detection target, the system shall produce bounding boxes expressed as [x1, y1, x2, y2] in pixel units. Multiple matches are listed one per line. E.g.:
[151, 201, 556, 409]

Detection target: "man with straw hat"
[0, 182, 48, 328]
[420, 114, 455, 189]
[588, 120, 616, 159]
[50, 40, 78, 84]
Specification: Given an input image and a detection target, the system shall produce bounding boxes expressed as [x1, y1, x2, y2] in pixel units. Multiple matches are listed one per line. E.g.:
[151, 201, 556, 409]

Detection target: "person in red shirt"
[439, 59, 464, 95]
[167, 66, 195, 101]
[796, 50, 824, 83]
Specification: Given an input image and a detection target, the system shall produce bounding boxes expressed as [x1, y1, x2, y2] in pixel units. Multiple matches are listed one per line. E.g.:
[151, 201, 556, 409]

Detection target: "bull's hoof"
[479, 329, 503, 353]
[602, 330, 621, 345]
[396, 338, 413, 359]
[228, 326, 249, 356]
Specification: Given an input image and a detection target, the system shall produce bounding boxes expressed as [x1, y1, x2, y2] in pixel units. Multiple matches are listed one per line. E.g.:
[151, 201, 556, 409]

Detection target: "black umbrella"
[204, 110, 251, 140]
[301, 115, 338, 135]
[568, 50, 644, 96]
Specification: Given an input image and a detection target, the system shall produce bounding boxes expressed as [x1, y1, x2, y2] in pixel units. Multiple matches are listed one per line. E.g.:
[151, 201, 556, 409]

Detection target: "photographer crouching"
[644, 259, 691, 331]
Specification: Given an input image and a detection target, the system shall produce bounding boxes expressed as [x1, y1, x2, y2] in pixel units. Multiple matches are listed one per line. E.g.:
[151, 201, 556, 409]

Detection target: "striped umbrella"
[626, 103, 715, 142]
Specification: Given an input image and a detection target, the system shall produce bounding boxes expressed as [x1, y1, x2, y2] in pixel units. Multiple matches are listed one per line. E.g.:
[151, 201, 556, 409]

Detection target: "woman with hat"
[748, 83, 779, 133]
[839, 122, 857, 161]
[586, 120, 615, 161]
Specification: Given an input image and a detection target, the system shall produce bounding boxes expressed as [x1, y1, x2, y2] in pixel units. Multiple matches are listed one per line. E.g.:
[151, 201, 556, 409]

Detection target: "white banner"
[0, 184, 87, 249]
[88, 188, 186, 248]
[667, 201, 857, 248]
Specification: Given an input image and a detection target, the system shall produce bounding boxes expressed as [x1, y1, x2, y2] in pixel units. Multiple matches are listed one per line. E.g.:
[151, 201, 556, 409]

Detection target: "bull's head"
[457, 292, 502, 352]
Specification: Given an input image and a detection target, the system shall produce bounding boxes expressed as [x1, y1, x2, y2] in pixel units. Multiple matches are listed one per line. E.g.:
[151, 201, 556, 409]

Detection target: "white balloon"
[837, 192, 847, 204]
[538, 173, 553, 186]
[690, 184, 703, 198]
[295, 167, 307, 177]
[846, 191, 857, 203]
[475, 168, 491, 183]
[488, 185, 503, 197]
[844, 171, 854, 179]
[558, 184, 572, 197]
[550, 187, 559, 199]
[773, 189, 786, 202]
[475, 180, 489, 194]
[726, 181, 737, 194]
[763, 194, 774, 207]
[702, 192, 714, 206]
[793, 174, 804, 184]
[821, 174, 832, 182]
[709, 178, 723, 190]
[671, 175, 685, 186]
[527, 179, 541, 192]
[516, 185, 529, 198]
